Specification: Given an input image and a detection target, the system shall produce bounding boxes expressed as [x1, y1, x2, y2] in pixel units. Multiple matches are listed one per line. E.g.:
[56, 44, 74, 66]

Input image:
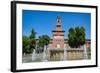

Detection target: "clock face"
[54, 36, 63, 39]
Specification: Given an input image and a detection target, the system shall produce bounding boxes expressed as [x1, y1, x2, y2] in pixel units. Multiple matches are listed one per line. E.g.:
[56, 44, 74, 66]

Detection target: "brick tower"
[52, 16, 65, 49]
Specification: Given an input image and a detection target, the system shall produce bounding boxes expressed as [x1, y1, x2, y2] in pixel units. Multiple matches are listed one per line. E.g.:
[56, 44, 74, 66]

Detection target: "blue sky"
[22, 10, 91, 39]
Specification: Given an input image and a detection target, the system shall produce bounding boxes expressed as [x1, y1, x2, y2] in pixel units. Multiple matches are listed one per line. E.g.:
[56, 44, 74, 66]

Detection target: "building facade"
[52, 16, 65, 49]
[49, 16, 90, 50]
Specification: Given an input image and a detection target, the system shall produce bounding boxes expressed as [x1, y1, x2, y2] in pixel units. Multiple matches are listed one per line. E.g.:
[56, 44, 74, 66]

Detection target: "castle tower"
[52, 16, 65, 49]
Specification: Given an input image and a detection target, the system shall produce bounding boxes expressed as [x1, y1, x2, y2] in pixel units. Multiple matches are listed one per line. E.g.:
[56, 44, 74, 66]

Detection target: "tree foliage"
[68, 27, 85, 48]
[22, 36, 30, 54]
[23, 28, 36, 55]
[29, 28, 36, 52]
[30, 28, 36, 39]
[38, 35, 50, 47]
[22, 28, 51, 54]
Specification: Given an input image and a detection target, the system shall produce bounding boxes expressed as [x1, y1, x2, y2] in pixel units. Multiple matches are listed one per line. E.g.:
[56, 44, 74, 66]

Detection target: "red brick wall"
[52, 38, 64, 49]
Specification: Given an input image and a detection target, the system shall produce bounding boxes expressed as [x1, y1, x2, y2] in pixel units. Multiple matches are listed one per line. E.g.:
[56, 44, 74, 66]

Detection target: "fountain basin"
[49, 48, 84, 61]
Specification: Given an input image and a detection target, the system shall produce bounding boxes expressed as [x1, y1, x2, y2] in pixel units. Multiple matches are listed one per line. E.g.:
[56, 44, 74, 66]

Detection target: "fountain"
[32, 44, 42, 62]
[83, 45, 88, 59]
[43, 46, 48, 62]
[32, 44, 49, 62]
[32, 44, 38, 61]
[63, 45, 67, 60]
[32, 49, 36, 61]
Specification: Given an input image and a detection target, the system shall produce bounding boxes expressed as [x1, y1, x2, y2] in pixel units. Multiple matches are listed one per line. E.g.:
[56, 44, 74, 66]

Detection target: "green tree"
[29, 28, 36, 52]
[79, 27, 85, 45]
[68, 27, 85, 48]
[68, 28, 75, 47]
[30, 28, 36, 39]
[23, 28, 36, 54]
[38, 35, 50, 47]
[22, 36, 30, 55]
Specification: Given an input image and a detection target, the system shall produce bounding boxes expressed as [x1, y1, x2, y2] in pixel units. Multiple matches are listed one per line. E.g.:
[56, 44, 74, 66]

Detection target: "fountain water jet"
[83, 45, 88, 59]
[43, 46, 48, 62]
[63, 45, 67, 61]
[32, 49, 36, 61]
[32, 44, 38, 61]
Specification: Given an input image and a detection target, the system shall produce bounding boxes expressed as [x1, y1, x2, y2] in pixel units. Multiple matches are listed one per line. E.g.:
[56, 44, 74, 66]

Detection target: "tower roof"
[57, 16, 61, 25]
[55, 16, 63, 31]
[52, 16, 65, 35]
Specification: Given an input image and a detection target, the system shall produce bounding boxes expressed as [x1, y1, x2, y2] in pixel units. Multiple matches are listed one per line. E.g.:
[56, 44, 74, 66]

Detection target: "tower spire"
[52, 16, 65, 49]
[56, 16, 62, 31]
[57, 16, 61, 25]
